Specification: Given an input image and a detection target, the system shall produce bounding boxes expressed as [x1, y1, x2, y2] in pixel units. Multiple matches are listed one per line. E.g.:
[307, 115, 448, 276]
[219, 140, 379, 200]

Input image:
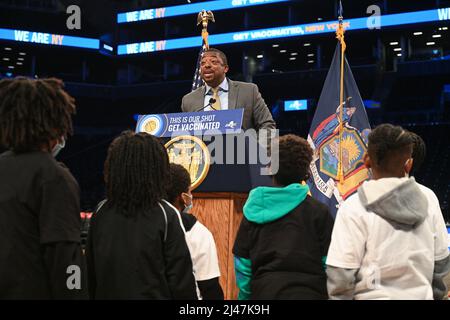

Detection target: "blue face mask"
[52, 138, 65, 157]
[182, 192, 193, 213]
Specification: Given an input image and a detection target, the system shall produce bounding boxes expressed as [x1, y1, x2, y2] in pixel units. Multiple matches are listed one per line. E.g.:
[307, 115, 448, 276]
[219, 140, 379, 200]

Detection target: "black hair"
[274, 134, 313, 186]
[203, 48, 228, 66]
[104, 131, 169, 217]
[0, 77, 75, 153]
[409, 131, 426, 176]
[368, 124, 414, 171]
[166, 163, 191, 204]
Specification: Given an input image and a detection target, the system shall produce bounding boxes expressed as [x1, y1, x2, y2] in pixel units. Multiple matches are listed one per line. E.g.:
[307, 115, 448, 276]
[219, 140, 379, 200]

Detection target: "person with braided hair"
[232, 134, 334, 299]
[326, 123, 450, 300]
[0, 77, 86, 299]
[86, 131, 197, 299]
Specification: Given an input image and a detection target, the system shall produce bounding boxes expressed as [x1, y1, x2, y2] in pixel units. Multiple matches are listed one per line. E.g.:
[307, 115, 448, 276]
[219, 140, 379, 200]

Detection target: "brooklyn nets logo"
[165, 136, 211, 190]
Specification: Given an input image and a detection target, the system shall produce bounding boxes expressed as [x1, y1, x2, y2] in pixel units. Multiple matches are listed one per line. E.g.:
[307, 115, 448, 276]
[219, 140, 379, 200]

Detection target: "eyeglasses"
[200, 59, 224, 67]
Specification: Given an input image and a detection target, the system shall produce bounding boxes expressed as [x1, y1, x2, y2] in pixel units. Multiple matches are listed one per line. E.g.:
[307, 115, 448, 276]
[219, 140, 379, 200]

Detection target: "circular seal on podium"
[165, 135, 210, 190]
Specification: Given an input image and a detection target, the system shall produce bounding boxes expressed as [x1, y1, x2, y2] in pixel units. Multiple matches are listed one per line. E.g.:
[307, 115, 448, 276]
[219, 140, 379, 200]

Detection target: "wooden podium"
[136, 110, 272, 300]
[191, 192, 247, 300]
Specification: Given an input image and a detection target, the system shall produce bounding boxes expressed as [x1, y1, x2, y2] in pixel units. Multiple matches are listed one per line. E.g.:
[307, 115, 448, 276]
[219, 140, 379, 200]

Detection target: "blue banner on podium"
[135, 109, 244, 137]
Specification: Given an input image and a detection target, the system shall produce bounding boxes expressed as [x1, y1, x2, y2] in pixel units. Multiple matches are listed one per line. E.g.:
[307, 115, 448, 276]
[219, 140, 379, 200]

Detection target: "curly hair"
[0, 77, 75, 153]
[273, 134, 313, 186]
[104, 131, 169, 217]
[368, 124, 414, 171]
[409, 131, 426, 176]
[166, 164, 191, 204]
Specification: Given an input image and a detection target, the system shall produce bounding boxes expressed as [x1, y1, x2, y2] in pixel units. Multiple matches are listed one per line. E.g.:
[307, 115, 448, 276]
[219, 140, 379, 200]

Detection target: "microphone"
[195, 98, 217, 112]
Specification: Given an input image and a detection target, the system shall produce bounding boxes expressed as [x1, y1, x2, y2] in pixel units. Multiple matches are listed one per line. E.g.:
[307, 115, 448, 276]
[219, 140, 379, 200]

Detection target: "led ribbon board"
[0, 28, 100, 50]
[118, 7, 450, 55]
[117, 0, 290, 23]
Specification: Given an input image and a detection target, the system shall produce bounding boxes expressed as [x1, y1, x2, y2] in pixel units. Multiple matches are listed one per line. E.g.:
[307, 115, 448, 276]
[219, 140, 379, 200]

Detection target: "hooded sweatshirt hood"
[243, 183, 309, 224]
[358, 177, 428, 228]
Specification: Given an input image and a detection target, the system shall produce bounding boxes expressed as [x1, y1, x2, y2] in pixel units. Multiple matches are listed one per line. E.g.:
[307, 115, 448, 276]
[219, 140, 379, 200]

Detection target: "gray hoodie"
[358, 177, 428, 228]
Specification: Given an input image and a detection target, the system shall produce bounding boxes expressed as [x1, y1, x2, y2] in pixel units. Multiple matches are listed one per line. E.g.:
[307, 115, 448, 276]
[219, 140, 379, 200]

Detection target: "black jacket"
[0, 151, 86, 299]
[86, 200, 197, 299]
[233, 196, 334, 300]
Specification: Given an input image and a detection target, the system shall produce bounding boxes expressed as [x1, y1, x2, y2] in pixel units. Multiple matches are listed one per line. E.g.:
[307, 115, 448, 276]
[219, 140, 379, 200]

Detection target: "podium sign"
[136, 109, 244, 137]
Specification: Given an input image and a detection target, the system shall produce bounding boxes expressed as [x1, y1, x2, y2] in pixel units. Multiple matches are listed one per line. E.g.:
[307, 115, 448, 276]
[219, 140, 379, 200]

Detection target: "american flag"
[191, 39, 207, 91]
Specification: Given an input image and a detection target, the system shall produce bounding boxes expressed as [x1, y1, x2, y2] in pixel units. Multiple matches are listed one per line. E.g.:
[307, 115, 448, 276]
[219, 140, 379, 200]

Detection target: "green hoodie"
[243, 183, 310, 224]
[235, 183, 311, 300]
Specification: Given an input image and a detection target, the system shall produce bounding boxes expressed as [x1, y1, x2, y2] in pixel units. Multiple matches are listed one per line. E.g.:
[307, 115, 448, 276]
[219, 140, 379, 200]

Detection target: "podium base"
[191, 192, 247, 300]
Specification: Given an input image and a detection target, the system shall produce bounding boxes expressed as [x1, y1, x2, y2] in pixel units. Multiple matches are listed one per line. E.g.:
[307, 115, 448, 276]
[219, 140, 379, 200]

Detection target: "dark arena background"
[1, 0, 449, 249]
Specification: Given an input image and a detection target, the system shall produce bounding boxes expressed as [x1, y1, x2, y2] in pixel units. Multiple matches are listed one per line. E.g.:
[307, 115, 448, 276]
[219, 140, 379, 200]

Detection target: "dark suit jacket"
[181, 79, 276, 130]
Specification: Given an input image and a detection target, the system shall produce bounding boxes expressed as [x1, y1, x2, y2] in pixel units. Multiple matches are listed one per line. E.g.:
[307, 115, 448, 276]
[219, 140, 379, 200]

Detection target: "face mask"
[182, 192, 193, 212]
[52, 137, 65, 157]
[404, 158, 412, 177]
[367, 167, 373, 178]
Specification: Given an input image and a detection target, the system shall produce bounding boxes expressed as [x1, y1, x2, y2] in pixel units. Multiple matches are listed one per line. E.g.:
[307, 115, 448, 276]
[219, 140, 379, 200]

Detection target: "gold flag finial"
[336, 16, 346, 52]
[197, 10, 215, 49]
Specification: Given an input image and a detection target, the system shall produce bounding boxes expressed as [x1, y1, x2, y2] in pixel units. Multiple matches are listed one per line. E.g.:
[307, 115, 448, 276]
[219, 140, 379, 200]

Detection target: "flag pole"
[336, 1, 346, 185]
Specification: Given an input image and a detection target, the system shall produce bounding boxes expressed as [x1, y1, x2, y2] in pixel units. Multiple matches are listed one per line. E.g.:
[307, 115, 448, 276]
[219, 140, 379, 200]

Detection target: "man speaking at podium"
[181, 48, 276, 131]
